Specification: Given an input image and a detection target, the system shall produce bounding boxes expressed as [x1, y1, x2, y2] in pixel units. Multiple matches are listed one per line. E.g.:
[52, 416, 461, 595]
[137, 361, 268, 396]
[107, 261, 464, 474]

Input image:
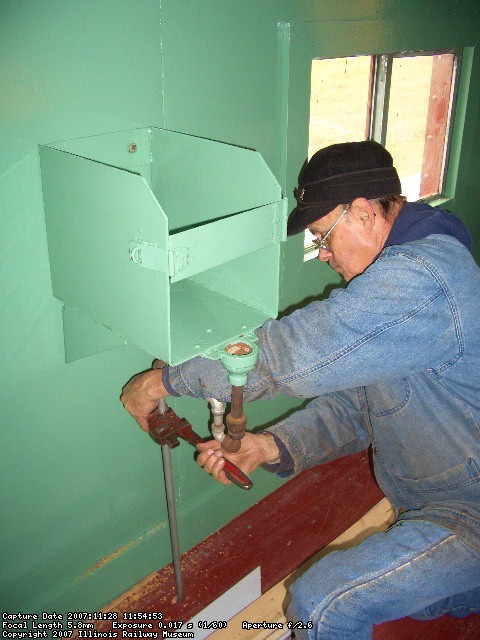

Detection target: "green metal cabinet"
[40, 127, 287, 364]
[3, 0, 479, 619]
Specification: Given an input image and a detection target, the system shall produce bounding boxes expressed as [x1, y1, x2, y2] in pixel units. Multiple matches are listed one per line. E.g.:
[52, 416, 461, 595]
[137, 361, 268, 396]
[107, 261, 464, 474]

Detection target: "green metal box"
[39, 128, 287, 364]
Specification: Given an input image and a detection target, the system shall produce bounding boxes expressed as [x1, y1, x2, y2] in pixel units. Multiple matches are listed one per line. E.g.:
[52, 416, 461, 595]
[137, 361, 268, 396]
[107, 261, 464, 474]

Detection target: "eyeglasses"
[311, 204, 350, 252]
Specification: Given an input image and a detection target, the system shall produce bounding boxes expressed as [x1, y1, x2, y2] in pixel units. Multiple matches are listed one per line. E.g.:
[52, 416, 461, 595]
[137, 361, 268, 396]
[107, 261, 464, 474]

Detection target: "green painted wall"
[1, 0, 479, 614]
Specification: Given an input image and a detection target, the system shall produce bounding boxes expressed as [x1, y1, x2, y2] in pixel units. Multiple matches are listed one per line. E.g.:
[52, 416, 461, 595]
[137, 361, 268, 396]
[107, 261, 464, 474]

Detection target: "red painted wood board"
[91, 448, 480, 638]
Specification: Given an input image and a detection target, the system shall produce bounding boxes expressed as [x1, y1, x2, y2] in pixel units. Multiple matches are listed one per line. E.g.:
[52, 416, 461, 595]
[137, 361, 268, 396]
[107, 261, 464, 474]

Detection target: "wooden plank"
[208, 497, 480, 640]
[90, 451, 384, 632]
[419, 54, 454, 197]
[208, 498, 394, 640]
[374, 612, 480, 640]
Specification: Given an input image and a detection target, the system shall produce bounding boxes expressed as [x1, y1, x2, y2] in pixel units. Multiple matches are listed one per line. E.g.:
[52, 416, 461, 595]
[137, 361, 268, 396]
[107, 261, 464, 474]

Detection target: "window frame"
[304, 48, 462, 257]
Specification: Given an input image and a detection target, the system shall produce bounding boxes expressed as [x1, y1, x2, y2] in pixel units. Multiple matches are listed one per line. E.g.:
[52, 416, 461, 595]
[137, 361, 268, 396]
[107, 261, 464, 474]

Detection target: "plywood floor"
[85, 450, 479, 639]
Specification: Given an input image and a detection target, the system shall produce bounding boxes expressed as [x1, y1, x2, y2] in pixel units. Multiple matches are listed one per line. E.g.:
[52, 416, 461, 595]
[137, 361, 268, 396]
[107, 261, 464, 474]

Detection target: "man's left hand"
[120, 368, 169, 431]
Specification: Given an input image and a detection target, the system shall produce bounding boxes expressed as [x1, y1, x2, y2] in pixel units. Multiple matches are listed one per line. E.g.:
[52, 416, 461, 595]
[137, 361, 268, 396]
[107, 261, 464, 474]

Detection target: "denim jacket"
[165, 205, 480, 551]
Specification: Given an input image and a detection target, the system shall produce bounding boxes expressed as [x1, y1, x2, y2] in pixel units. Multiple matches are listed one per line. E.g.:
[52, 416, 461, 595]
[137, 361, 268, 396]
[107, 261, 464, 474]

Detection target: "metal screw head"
[128, 143, 137, 154]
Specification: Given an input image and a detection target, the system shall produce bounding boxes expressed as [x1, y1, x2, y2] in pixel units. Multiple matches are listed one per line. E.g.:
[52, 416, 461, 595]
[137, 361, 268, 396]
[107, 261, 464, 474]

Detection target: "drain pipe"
[222, 384, 246, 453]
[219, 340, 258, 454]
[157, 398, 183, 602]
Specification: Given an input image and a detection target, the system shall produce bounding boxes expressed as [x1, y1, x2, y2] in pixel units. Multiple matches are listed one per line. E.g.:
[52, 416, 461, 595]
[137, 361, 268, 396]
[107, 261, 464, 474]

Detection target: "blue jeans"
[287, 520, 480, 640]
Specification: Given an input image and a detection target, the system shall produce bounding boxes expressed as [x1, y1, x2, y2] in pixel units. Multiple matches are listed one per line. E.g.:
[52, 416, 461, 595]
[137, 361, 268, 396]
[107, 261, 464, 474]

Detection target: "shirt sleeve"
[164, 243, 460, 401]
[261, 388, 371, 477]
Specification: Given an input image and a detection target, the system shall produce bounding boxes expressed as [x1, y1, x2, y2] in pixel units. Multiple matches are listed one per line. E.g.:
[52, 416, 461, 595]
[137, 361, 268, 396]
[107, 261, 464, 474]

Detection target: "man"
[121, 141, 480, 639]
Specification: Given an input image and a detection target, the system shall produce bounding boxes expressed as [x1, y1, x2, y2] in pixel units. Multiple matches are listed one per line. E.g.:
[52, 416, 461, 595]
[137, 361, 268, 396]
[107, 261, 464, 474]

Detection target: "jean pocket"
[397, 458, 480, 495]
[367, 378, 410, 417]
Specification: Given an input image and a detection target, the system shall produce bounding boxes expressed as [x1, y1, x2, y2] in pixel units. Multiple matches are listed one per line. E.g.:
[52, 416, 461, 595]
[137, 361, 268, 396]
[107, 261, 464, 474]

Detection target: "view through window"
[305, 51, 458, 256]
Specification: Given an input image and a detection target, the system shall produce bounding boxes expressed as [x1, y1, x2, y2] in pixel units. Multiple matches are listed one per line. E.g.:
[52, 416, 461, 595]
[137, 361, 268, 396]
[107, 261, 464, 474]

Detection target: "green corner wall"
[1, 0, 479, 615]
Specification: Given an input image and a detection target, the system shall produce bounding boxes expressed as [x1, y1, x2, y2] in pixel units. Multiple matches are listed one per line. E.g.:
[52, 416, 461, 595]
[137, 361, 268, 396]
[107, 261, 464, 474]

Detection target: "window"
[309, 56, 372, 159]
[305, 51, 459, 257]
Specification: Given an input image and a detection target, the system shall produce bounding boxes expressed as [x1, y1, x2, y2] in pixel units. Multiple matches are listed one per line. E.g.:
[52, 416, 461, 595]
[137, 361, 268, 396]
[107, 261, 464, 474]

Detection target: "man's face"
[308, 201, 380, 282]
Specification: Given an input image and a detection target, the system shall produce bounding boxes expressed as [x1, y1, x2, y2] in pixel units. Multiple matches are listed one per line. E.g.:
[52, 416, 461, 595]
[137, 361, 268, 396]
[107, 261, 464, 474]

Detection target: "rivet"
[128, 143, 137, 154]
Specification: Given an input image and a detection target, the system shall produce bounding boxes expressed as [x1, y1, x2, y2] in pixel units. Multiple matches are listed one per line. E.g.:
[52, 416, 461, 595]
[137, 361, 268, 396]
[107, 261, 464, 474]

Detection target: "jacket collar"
[384, 201, 472, 251]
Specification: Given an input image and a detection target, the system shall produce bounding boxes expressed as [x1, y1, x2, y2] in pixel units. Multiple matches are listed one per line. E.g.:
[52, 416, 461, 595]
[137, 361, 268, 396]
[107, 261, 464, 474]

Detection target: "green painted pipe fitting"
[219, 339, 258, 386]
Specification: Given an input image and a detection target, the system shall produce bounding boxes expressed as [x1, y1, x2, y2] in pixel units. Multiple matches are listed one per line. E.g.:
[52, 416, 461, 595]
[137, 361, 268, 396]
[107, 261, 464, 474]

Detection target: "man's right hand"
[196, 432, 280, 485]
[120, 367, 169, 432]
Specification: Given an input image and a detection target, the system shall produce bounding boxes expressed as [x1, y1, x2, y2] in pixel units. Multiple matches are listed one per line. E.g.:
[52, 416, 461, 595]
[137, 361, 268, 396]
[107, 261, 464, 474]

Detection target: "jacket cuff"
[161, 366, 181, 397]
[260, 430, 295, 477]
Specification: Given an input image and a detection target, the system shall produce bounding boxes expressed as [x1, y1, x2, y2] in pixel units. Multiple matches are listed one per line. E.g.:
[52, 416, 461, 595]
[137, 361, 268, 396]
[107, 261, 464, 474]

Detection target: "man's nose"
[317, 247, 332, 262]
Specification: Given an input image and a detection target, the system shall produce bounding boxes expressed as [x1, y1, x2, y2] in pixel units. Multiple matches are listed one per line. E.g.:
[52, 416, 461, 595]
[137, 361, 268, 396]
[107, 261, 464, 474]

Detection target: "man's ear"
[350, 197, 376, 233]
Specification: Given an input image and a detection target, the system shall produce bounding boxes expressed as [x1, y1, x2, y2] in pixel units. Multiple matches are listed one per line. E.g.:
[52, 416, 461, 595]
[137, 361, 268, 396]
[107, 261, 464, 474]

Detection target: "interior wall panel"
[0, 0, 479, 615]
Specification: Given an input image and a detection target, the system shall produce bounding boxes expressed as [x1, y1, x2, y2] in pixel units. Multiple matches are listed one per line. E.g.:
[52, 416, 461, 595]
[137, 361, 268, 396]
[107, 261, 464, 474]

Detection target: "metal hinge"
[129, 242, 168, 272]
[168, 246, 190, 277]
[272, 197, 288, 244]
[129, 241, 190, 277]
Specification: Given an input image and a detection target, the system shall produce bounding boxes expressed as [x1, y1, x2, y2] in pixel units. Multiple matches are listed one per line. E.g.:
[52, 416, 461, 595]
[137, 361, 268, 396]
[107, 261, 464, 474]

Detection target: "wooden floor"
[92, 450, 480, 639]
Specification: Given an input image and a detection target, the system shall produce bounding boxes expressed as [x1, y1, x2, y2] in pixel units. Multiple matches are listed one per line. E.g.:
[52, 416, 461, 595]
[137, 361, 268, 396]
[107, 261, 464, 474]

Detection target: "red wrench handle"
[221, 458, 253, 490]
[177, 423, 252, 490]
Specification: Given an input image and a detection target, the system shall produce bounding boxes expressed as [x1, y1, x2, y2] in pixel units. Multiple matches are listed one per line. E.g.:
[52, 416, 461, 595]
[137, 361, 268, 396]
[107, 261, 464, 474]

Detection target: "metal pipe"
[222, 385, 246, 454]
[206, 397, 225, 424]
[158, 398, 183, 602]
[229, 385, 244, 419]
[161, 445, 183, 601]
[206, 397, 226, 442]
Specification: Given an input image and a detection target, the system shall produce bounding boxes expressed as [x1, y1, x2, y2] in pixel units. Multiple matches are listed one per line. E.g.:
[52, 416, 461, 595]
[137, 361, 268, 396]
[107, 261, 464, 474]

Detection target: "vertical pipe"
[229, 385, 244, 419]
[158, 398, 183, 602]
[222, 385, 246, 453]
[161, 444, 183, 602]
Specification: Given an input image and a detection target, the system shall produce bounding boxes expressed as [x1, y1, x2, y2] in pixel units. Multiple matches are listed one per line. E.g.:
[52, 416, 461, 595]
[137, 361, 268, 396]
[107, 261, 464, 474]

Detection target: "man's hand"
[196, 432, 280, 485]
[120, 367, 169, 431]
